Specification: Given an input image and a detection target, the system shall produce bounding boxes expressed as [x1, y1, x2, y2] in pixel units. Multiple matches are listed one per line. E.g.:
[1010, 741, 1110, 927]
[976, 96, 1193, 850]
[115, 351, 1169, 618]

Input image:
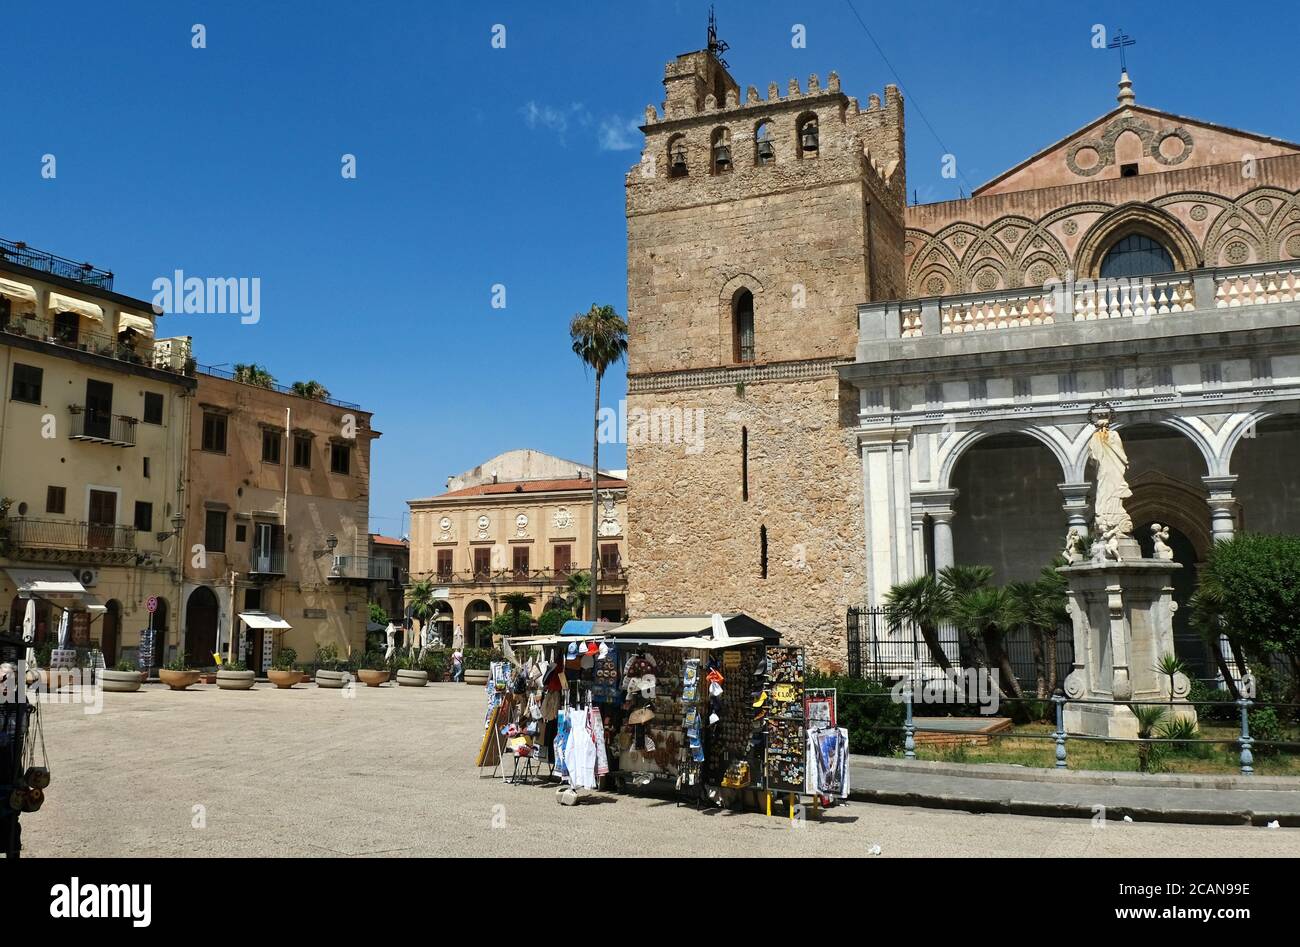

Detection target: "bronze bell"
[670, 149, 688, 174]
[714, 144, 732, 170]
[801, 125, 819, 152]
[756, 139, 775, 163]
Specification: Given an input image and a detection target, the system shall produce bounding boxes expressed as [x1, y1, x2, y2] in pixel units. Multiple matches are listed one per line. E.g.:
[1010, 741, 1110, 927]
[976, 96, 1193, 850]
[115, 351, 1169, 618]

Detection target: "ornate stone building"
[626, 39, 1300, 671]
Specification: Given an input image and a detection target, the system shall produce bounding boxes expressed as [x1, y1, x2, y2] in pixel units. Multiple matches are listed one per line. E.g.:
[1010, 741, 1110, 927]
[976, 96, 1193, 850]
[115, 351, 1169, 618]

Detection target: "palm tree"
[233, 363, 275, 387]
[291, 380, 331, 400]
[500, 592, 535, 634]
[569, 303, 628, 621]
[565, 570, 593, 620]
[1008, 566, 1069, 697]
[407, 578, 437, 644]
[1130, 704, 1167, 773]
[949, 585, 1024, 699]
[883, 574, 954, 672]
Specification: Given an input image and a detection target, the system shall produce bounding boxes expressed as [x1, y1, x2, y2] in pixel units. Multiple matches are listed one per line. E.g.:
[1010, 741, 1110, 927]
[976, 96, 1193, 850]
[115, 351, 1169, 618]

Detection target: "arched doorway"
[150, 597, 169, 671]
[949, 432, 1066, 582]
[1134, 522, 1205, 677]
[432, 600, 454, 646]
[184, 587, 219, 668]
[465, 600, 492, 648]
[101, 600, 122, 665]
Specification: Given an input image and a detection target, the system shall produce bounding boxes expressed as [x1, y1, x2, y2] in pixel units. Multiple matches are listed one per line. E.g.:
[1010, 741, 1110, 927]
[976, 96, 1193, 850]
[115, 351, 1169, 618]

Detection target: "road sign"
[146, 596, 158, 614]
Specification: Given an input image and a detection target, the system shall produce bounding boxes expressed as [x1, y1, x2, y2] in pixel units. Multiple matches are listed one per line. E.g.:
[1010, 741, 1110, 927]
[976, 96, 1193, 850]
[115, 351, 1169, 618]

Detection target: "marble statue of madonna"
[1087, 407, 1133, 537]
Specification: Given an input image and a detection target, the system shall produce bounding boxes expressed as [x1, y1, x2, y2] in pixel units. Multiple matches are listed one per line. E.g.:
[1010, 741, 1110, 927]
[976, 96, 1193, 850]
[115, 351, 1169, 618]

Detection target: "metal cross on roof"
[1107, 28, 1136, 71]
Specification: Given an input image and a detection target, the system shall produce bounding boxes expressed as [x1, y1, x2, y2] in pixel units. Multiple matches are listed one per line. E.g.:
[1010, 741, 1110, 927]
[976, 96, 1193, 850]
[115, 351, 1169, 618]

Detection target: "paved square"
[19, 681, 1299, 857]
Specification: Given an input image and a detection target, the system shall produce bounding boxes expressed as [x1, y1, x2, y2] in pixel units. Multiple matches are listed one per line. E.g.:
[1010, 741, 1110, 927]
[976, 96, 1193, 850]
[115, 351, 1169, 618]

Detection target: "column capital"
[1202, 474, 1238, 499]
[912, 488, 958, 518]
[1058, 481, 1092, 502]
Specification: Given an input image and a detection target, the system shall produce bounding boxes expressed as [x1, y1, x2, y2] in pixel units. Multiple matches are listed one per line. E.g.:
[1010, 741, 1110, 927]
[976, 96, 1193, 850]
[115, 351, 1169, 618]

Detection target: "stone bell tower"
[624, 28, 907, 664]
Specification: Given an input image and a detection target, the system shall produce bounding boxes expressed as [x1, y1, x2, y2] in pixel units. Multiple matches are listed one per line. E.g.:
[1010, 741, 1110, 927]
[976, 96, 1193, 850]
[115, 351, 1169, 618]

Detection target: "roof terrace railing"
[0, 237, 114, 290]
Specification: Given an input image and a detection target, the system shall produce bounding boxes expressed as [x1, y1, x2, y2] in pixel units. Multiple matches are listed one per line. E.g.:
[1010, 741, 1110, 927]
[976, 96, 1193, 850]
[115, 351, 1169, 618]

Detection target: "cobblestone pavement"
[19, 681, 1299, 857]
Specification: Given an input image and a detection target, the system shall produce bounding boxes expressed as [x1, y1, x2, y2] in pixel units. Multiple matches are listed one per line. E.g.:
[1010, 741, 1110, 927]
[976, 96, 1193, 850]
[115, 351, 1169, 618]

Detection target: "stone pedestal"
[1059, 557, 1195, 738]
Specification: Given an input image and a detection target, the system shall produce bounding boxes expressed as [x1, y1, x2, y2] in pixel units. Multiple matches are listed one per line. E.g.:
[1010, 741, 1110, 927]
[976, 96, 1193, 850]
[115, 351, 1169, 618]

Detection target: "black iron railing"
[68, 406, 137, 446]
[198, 365, 360, 410]
[7, 517, 137, 552]
[249, 547, 287, 575]
[1, 316, 194, 377]
[0, 238, 114, 289]
[411, 566, 629, 587]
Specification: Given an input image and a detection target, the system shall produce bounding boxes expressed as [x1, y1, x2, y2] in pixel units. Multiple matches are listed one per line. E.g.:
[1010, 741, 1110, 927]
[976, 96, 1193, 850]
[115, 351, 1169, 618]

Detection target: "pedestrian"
[451, 647, 464, 683]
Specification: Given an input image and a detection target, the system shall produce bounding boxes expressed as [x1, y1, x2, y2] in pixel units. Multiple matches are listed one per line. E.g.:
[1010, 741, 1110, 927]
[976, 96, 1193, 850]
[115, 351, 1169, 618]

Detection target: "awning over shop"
[5, 568, 107, 613]
[633, 635, 764, 650]
[47, 292, 104, 323]
[0, 277, 37, 303]
[607, 613, 781, 642]
[116, 311, 156, 337]
[559, 619, 621, 636]
[238, 611, 292, 630]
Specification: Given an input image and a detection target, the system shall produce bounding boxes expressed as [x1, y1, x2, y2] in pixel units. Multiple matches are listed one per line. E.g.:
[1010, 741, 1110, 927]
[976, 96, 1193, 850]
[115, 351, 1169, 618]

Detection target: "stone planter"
[100, 669, 142, 693]
[159, 669, 200, 691]
[395, 669, 429, 687]
[267, 670, 301, 689]
[357, 669, 389, 687]
[200, 672, 218, 685]
[315, 669, 350, 689]
[216, 669, 256, 690]
[463, 668, 489, 686]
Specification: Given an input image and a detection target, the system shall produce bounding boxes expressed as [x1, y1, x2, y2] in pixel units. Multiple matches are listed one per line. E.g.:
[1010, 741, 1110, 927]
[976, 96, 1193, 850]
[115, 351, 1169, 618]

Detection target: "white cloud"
[598, 116, 641, 151]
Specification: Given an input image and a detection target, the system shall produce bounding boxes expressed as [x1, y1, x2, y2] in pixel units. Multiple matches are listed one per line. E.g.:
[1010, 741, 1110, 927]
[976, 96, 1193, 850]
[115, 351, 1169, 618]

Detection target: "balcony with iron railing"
[420, 566, 629, 588]
[1, 313, 194, 376]
[5, 517, 137, 560]
[0, 237, 114, 290]
[248, 547, 287, 576]
[329, 555, 397, 582]
[863, 258, 1300, 349]
[68, 405, 137, 447]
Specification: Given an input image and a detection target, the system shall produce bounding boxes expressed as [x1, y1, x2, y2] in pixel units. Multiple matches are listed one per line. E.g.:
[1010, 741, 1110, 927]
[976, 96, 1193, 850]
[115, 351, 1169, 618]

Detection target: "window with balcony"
[436, 549, 453, 581]
[53, 311, 79, 345]
[262, 429, 282, 465]
[330, 442, 351, 475]
[251, 522, 285, 574]
[600, 543, 621, 575]
[143, 392, 163, 425]
[11, 363, 42, 404]
[473, 547, 491, 579]
[554, 544, 572, 577]
[46, 486, 66, 515]
[511, 545, 530, 579]
[293, 434, 312, 469]
[87, 490, 118, 550]
[202, 412, 227, 453]
[204, 509, 227, 553]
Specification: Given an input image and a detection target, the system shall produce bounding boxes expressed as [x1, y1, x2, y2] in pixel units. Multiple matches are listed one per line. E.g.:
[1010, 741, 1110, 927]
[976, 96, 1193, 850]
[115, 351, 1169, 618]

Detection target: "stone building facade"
[408, 450, 628, 645]
[626, 39, 1300, 673]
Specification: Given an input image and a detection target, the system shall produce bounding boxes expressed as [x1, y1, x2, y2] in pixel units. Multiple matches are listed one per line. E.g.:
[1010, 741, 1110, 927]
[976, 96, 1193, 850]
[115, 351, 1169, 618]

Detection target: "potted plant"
[216, 659, 256, 690]
[159, 658, 200, 691]
[462, 648, 495, 686]
[100, 658, 143, 693]
[267, 646, 300, 689]
[357, 650, 390, 687]
[313, 644, 350, 689]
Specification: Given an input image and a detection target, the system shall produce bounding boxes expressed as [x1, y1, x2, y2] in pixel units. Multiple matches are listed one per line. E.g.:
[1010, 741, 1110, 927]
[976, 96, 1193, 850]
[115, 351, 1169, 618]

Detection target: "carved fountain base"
[1058, 557, 1196, 739]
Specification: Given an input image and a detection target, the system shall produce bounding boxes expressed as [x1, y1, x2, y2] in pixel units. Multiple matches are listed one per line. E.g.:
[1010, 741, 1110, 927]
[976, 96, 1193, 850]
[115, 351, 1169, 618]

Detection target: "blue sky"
[4, 0, 1298, 536]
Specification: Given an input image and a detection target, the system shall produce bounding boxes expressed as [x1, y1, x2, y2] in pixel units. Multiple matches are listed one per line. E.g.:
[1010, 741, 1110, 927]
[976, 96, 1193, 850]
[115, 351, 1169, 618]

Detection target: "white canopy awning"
[5, 568, 106, 614]
[239, 611, 292, 630]
[117, 311, 155, 337]
[0, 277, 37, 303]
[47, 292, 104, 323]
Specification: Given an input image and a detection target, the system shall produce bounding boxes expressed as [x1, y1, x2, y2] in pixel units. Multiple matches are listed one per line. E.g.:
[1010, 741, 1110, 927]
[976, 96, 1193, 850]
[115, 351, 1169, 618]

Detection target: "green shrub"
[222, 660, 249, 672]
[537, 608, 574, 637]
[163, 658, 192, 672]
[272, 647, 297, 672]
[420, 649, 447, 679]
[806, 672, 904, 756]
[314, 644, 341, 671]
[1156, 715, 1208, 757]
[1248, 706, 1284, 757]
[114, 658, 137, 672]
[462, 648, 500, 671]
[35, 642, 53, 668]
[359, 649, 388, 671]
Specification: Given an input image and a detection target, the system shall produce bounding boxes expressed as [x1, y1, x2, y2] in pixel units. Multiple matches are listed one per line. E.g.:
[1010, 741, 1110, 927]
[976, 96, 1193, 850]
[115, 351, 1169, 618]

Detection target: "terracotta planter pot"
[357, 669, 389, 687]
[396, 669, 429, 687]
[463, 668, 489, 686]
[39, 668, 79, 691]
[159, 669, 200, 691]
[100, 669, 142, 693]
[199, 672, 218, 685]
[315, 669, 350, 689]
[216, 669, 256, 690]
[267, 670, 301, 689]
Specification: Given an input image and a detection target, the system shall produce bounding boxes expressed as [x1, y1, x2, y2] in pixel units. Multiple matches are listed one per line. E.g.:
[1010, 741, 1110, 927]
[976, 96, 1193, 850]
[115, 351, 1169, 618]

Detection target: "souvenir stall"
[479, 612, 849, 818]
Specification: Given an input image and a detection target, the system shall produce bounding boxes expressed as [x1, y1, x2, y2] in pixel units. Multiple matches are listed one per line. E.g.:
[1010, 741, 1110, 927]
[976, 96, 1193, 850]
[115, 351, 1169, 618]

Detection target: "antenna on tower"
[707, 5, 730, 67]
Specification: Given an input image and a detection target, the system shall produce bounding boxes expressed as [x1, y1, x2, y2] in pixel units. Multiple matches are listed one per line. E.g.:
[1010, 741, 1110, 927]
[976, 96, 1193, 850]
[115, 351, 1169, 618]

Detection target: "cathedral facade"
[625, 44, 1300, 669]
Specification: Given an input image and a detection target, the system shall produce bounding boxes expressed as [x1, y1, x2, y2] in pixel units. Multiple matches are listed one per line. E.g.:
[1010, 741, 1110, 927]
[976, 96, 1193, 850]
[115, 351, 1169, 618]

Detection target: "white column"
[1203, 475, 1239, 543]
[860, 427, 913, 606]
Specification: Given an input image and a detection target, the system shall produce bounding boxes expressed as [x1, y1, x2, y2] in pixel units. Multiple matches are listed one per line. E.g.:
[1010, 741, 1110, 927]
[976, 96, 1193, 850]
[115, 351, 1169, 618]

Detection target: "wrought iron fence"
[0, 237, 114, 289]
[1, 316, 193, 376]
[6, 517, 137, 552]
[68, 407, 137, 446]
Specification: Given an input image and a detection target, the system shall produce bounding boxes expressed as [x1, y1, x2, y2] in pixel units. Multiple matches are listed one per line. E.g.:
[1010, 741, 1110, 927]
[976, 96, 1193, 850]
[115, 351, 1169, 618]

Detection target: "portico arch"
[938, 422, 1071, 492]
